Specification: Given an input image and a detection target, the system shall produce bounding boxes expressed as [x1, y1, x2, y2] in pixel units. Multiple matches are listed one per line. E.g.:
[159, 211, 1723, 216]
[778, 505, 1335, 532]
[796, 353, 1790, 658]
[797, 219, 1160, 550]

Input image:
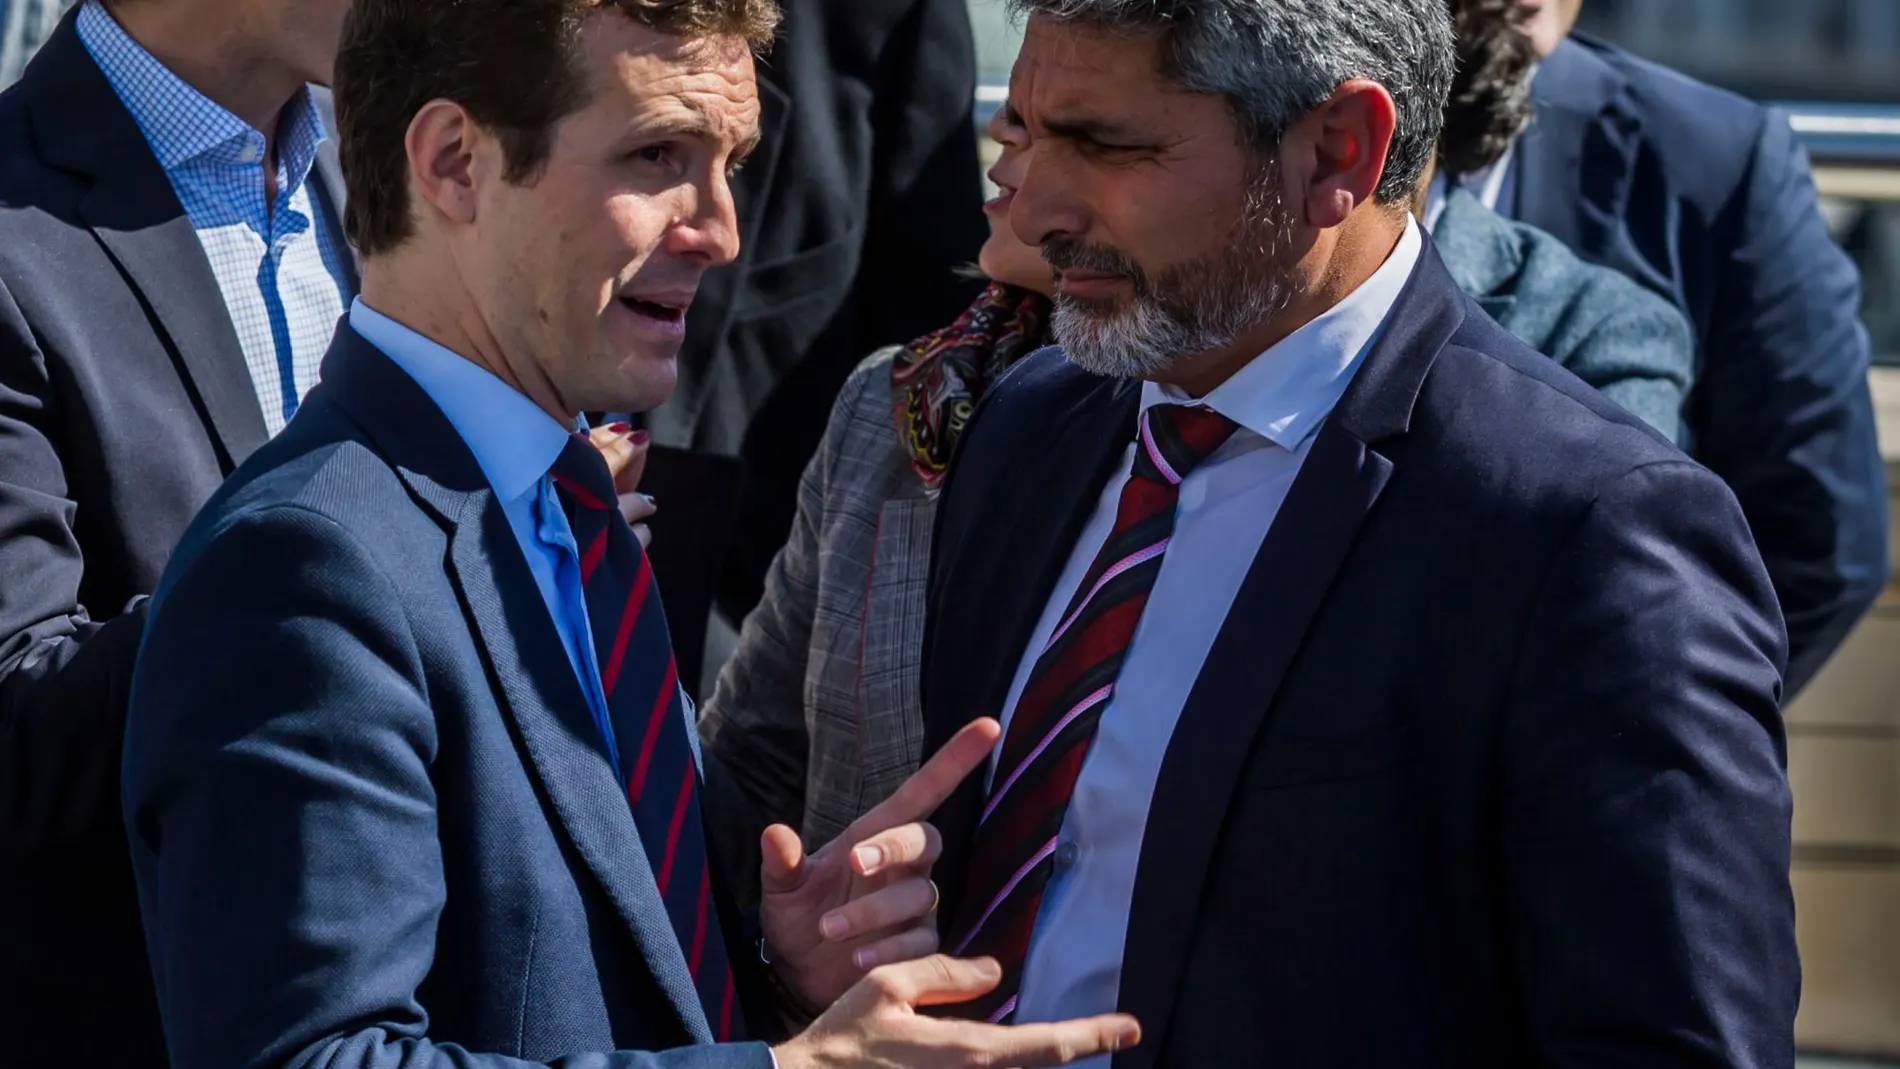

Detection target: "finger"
[589, 423, 636, 479]
[632, 524, 652, 549]
[759, 824, 808, 898]
[869, 954, 1001, 1008]
[851, 820, 941, 878]
[819, 876, 937, 942]
[619, 491, 658, 525]
[973, 1014, 1143, 1067]
[839, 719, 1001, 849]
[850, 923, 939, 971]
[615, 433, 649, 494]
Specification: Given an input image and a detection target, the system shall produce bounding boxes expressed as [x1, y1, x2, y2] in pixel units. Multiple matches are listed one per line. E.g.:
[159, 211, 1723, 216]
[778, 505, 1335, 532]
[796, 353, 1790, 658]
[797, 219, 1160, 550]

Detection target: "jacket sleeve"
[699, 359, 878, 899]
[853, 0, 988, 349]
[1692, 110, 1888, 697]
[1553, 267, 1695, 446]
[1501, 460, 1797, 1068]
[124, 506, 775, 1069]
[0, 274, 143, 850]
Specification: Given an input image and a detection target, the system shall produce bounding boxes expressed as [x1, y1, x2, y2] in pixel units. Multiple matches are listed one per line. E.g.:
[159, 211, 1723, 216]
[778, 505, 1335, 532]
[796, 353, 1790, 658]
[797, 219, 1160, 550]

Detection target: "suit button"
[1055, 841, 1080, 868]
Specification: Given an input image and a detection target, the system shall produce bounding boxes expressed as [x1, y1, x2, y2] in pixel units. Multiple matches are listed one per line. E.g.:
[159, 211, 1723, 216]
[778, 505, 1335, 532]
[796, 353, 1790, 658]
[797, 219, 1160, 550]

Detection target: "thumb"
[760, 823, 808, 897]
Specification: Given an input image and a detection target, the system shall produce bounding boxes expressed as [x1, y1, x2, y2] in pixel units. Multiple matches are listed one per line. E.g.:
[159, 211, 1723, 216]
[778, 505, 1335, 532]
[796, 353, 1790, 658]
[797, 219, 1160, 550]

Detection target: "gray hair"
[1006, 0, 1456, 203]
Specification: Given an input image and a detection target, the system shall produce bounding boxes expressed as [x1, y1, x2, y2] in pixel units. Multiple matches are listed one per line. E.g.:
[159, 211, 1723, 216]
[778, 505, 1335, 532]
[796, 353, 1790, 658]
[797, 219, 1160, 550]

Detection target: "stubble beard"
[1047, 166, 1300, 380]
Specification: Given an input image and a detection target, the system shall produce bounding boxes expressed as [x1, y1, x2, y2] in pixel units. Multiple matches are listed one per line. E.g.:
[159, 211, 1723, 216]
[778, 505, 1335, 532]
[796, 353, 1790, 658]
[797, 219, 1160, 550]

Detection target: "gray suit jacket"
[699, 348, 935, 880]
[1435, 185, 1693, 443]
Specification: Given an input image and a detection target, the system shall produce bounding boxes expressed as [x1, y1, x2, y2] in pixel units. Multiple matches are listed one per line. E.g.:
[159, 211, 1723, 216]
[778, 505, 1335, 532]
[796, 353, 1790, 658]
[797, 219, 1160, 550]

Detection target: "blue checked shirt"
[77, 1, 352, 434]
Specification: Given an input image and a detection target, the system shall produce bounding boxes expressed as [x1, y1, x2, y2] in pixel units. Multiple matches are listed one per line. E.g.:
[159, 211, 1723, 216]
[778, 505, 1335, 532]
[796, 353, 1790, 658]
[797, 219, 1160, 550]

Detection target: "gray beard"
[1050, 176, 1298, 381]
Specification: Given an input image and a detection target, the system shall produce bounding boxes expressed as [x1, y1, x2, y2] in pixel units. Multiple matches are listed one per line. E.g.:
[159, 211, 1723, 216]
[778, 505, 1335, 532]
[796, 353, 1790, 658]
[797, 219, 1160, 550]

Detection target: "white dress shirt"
[995, 219, 1423, 1064]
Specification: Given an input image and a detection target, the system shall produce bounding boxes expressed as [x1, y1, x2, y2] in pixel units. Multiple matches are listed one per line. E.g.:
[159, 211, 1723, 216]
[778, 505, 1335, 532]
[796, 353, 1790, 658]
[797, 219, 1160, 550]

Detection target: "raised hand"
[774, 955, 1140, 1069]
[759, 718, 1002, 1011]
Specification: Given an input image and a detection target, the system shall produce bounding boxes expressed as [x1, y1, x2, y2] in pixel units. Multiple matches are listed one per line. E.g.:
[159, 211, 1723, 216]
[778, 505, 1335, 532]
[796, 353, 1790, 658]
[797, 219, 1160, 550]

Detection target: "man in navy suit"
[1504, 0, 1887, 695]
[121, 0, 1139, 1066]
[921, 0, 1797, 1065]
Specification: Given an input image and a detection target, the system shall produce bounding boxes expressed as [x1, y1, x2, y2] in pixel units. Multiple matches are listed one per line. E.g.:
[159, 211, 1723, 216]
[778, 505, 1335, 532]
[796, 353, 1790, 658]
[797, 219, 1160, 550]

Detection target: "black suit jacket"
[0, 13, 353, 1065]
[923, 244, 1799, 1067]
[637, 0, 986, 638]
[1519, 35, 1888, 695]
[124, 327, 777, 1069]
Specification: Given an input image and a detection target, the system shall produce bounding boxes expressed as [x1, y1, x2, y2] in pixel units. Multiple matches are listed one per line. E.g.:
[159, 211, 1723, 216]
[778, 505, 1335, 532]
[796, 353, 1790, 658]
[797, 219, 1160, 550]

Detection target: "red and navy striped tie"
[550, 434, 740, 1042]
[944, 403, 1238, 1024]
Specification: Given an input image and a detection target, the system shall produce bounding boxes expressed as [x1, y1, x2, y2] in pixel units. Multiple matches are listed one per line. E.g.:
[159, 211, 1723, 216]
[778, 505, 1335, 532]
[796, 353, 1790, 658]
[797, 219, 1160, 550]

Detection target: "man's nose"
[667, 175, 743, 268]
[1008, 149, 1088, 250]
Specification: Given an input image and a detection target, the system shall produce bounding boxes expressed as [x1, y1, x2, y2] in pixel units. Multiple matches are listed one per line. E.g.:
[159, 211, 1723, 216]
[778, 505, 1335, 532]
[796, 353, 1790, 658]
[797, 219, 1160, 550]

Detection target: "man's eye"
[630, 144, 675, 166]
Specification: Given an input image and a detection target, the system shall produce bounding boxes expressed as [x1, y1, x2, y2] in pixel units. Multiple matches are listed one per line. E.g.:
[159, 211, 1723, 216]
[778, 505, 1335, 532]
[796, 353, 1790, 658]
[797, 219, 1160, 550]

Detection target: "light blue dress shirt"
[348, 300, 630, 772]
[994, 220, 1425, 1066]
[78, 0, 352, 435]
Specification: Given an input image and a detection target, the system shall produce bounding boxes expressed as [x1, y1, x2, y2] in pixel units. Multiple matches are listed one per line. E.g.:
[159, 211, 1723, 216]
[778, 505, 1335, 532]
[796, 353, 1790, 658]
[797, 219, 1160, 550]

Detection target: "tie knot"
[550, 432, 618, 514]
[1133, 403, 1238, 486]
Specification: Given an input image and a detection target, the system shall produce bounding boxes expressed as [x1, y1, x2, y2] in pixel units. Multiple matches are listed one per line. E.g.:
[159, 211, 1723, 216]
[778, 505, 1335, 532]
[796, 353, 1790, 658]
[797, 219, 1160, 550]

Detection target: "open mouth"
[619, 296, 686, 324]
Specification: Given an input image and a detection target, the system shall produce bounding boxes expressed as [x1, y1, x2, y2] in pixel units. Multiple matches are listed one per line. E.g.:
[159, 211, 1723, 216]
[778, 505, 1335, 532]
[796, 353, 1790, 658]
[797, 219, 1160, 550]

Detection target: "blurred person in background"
[699, 103, 1052, 891]
[1510, 0, 1888, 696]
[0, 0, 74, 86]
[632, 0, 989, 696]
[1425, 0, 1691, 441]
[0, 0, 354, 1061]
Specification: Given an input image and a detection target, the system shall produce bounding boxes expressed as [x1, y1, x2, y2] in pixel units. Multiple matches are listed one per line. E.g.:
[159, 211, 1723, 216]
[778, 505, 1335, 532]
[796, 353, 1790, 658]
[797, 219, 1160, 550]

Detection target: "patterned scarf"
[891, 282, 1051, 490]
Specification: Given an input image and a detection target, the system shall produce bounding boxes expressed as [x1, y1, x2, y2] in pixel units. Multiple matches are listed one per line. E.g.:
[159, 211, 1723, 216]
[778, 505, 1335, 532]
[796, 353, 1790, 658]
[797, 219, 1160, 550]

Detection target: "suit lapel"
[1112, 249, 1468, 1069]
[1519, 36, 1640, 261]
[320, 330, 711, 1044]
[927, 370, 1141, 922]
[26, 12, 267, 469]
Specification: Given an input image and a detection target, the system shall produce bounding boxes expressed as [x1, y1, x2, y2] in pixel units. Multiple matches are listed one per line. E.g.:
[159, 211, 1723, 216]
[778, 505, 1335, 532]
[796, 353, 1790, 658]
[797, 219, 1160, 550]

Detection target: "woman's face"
[978, 104, 1054, 296]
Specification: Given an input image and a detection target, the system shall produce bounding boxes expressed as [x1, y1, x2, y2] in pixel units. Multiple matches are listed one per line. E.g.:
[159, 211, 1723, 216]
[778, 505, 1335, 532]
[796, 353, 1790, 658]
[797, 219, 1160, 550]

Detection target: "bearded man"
[916, 0, 1801, 1065]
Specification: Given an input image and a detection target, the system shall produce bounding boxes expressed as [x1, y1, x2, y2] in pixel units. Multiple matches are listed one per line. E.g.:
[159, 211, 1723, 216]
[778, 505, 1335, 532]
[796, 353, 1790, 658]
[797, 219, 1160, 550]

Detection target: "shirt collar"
[1143, 215, 1423, 451]
[348, 299, 573, 505]
[76, 0, 325, 187]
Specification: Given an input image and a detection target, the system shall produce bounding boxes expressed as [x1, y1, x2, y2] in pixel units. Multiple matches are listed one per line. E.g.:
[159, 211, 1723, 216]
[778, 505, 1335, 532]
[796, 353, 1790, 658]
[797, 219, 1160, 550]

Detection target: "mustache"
[1041, 238, 1145, 285]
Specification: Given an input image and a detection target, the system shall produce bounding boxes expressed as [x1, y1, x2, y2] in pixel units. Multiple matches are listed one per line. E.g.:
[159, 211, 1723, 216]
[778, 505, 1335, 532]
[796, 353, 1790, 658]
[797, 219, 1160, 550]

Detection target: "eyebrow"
[1037, 113, 1150, 145]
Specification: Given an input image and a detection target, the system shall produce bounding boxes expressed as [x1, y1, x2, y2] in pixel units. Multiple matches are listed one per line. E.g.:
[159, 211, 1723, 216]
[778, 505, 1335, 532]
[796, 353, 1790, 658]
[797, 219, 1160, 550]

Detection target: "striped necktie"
[944, 402, 1238, 1024]
[549, 434, 741, 1042]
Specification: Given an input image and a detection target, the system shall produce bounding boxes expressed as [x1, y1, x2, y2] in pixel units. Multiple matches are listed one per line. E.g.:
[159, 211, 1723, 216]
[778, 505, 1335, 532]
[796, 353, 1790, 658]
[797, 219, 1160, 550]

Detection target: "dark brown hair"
[334, 0, 780, 257]
[1439, 0, 1536, 178]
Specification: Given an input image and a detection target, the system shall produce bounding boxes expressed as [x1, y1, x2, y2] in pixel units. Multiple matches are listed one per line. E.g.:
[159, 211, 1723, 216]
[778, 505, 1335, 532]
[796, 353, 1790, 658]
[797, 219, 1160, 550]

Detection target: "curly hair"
[1440, 0, 1537, 177]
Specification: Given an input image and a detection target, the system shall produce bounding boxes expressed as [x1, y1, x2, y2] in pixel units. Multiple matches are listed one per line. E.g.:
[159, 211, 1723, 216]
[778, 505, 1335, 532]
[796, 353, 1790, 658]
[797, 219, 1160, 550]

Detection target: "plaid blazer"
[699, 347, 937, 868]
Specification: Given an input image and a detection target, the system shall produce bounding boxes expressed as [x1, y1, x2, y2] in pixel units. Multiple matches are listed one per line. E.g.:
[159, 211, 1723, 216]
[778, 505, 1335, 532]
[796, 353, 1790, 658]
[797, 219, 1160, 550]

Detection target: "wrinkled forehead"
[578, 16, 762, 140]
[1008, 16, 1224, 141]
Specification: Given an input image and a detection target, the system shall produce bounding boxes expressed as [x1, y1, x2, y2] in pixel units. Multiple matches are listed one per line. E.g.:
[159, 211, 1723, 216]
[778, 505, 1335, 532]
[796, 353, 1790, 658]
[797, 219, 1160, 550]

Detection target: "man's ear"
[1291, 79, 1398, 230]
[404, 100, 486, 229]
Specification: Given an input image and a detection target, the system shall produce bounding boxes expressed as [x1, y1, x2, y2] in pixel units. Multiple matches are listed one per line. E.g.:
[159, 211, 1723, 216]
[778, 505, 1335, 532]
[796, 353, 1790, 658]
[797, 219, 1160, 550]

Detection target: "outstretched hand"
[760, 718, 1002, 1011]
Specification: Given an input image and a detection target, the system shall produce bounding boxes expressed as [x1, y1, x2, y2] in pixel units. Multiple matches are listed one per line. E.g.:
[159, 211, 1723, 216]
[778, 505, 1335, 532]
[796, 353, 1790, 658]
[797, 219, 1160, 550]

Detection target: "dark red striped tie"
[944, 403, 1238, 1024]
[550, 434, 740, 1042]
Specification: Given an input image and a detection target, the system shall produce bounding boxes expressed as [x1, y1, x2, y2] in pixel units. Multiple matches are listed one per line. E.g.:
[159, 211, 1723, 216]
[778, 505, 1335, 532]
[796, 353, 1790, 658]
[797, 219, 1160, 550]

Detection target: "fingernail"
[853, 947, 877, 970]
[1112, 1023, 1140, 1051]
[629, 429, 651, 446]
[820, 913, 849, 940]
[637, 493, 657, 507]
[608, 421, 633, 434]
[853, 845, 883, 873]
[975, 957, 1002, 981]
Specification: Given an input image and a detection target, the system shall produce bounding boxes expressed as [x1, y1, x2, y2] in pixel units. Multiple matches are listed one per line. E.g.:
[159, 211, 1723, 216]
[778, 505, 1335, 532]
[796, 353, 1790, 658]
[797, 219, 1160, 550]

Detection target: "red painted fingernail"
[629, 429, 650, 446]
[608, 421, 633, 434]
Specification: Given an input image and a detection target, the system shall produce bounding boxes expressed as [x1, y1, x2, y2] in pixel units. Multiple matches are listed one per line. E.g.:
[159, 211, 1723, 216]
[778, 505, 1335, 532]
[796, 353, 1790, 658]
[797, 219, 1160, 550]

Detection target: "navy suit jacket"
[922, 243, 1799, 1068]
[124, 327, 777, 1069]
[1519, 34, 1887, 695]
